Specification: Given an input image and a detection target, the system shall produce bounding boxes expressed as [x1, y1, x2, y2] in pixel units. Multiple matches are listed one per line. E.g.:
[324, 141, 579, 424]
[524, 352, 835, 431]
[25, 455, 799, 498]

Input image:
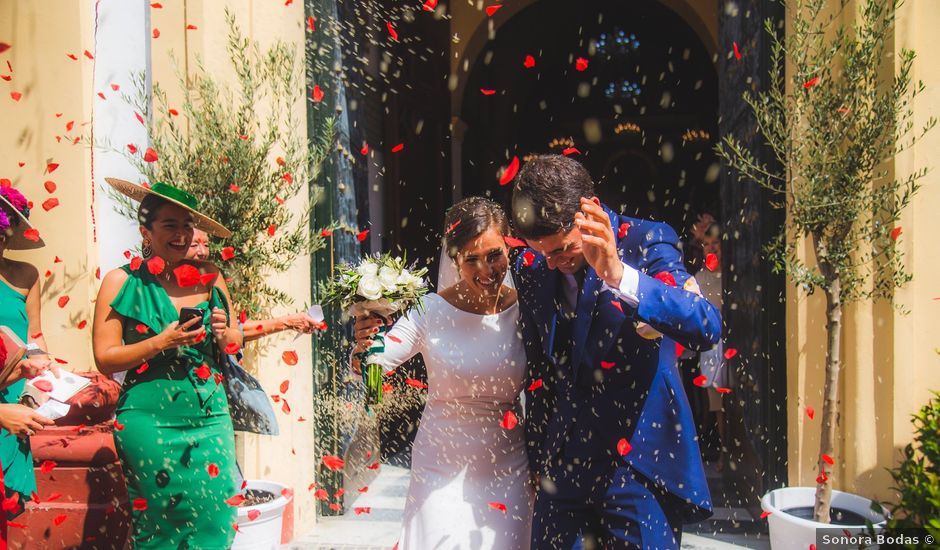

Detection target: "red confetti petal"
[267, 224, 276, 237]
[527, 378, 543, 391]
[523, 55, 536, 68]
[499, 410, 518, 430]
[40, 460, 57, 474]
[675, 342, 685, 357]
[617, 222, 630, 239]
[522, 250, 535, 267]
[360, 143, 369, 155]
[354, 506, 371, 515]
[806, 406, 815, 420]
[322, 455, 345, 471]
[816, 472, 828, 484]
[143, 147, 158, 162]
[225, 495, 246, 506]
[485, 5, 502, 16]
[705, 253, 719, 272]
[44, 180, 56, 193]
[224, 342, 241, 355]
[803, 76, 819, 89]
[821, 453, 834, 465]
[0, 43, 9, 54]
[386, 21, 398, 41]
[152, 28, 160, 39]
[77, 320, 87, 330]
[42, 198, 59, 211]
[282, 351, 299, 365]
[610, 300, 624, 313]
[499, 156, 519, 185]
[600, 361, 615, 370]
[358, 486, 369, 493]
[57, 295, 70, 308]
[488, 501, 507, 512]
[693, 375, 708, 387]
[199, 272, 217, 286]
[110, 83, 120, 91]
[66, 53, 78, 61]
[422, 0, 438, 10]
[147, 256, 165, 275]
[135, 111, 145, 124]
[616, 437, 632, 456]
[186, 24, 198, 30]
[575, 57, 589, 71]
[113, 420, 125, 431]
[194, 364, 211, 381]
[503, 236, 527, 248]
[307, 15, 316, 32]
[282, 172, 293, 184]
[562, 147, 580, 156]
[405, 378, 428, 389]
[733, 41, 741, 60]
[367, 462, 380, 470]
[716, 387, 732, 394]
[136, 362, 149, 374]
[724, 348, 738, 360]
[391, 143, 404, 153]
[654, 271, 677, 287]
[46, 162, 59, 173]
[220, 247, 235, 261]
[174, 264, 201, 287]
[312, 85, 324, 102]
[357, 229, 370, 242]
[320, 229, 333, 237]
[760, 511, 772, 519]
[229, 184, 241, 193]
[208, 463, 220, 478]
[53, 515, 67, 526]
[314, 488, 328, 500]
[890, 227, 902, 241]
[130, 256, 143, 271]
[387, 334, 402, 344]
[168, 108, 179, 116]
[279, 380, 290, 394]
[480, 88, 496, 96]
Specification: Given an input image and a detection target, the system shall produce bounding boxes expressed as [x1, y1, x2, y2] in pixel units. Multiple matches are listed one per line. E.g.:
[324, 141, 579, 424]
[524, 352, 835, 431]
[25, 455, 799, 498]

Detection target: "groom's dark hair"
[511, 155, 594, 239]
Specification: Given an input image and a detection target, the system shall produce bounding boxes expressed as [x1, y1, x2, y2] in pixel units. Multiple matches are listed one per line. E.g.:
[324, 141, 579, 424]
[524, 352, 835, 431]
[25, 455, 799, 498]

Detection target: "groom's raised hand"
[575, 197, 624, 288]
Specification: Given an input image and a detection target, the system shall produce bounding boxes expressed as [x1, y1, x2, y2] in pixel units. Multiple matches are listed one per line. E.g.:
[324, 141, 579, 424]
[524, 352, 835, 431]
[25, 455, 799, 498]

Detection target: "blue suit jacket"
[515, 205, 719, 521]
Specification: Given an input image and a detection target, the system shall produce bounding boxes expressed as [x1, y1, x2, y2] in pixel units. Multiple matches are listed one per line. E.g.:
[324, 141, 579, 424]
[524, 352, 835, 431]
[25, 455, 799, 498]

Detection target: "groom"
[510, 155, 720, 549]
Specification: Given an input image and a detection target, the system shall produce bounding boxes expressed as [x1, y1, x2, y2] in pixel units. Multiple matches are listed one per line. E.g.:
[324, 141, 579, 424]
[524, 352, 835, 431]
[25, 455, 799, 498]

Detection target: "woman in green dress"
[0, 185, 57, 520]
[93, 179, 242, 549]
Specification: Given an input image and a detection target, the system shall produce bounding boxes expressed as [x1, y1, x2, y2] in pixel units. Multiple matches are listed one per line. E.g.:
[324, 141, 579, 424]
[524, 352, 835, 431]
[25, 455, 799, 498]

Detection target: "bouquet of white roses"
[321, 254, 428, 407]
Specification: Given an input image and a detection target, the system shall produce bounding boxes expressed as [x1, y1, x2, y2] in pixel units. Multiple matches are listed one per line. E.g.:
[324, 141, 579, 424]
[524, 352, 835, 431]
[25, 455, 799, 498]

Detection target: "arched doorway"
[459, 0, 720, 235]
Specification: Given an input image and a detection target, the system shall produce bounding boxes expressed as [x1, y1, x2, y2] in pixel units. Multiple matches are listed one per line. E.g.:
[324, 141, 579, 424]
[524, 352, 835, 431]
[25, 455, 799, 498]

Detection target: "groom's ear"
[590, 196, 601, 206]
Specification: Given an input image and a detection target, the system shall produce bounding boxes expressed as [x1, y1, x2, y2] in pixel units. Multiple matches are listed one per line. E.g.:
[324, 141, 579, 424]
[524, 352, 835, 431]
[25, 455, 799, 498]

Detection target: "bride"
[352, 196, 534, 550]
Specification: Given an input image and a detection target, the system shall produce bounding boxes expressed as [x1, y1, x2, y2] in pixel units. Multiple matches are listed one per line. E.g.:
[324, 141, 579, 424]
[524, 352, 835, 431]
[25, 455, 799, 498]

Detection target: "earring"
[142, 240, 153, 259]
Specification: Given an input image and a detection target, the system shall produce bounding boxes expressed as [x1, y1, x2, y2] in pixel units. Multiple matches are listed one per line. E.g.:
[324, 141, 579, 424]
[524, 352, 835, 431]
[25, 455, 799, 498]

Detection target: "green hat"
[105, 178, 232, 238]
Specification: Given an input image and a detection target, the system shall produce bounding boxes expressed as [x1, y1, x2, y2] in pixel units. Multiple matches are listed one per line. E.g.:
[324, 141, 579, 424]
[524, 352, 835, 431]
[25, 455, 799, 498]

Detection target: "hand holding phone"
[178, 307, 206, 327]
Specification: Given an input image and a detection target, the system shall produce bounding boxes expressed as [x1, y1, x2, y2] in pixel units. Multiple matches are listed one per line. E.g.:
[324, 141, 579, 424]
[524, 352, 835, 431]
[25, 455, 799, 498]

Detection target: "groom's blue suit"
[514, 204, 720, 549]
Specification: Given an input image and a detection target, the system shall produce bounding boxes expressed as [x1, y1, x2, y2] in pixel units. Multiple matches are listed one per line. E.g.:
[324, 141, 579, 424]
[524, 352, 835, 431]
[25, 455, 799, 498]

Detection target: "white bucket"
[231, 479, 291, 550]
[761, 487, 887, 550]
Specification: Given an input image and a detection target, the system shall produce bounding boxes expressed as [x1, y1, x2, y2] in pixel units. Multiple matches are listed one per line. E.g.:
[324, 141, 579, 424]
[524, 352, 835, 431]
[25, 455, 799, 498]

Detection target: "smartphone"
[178, 307, 206, 327]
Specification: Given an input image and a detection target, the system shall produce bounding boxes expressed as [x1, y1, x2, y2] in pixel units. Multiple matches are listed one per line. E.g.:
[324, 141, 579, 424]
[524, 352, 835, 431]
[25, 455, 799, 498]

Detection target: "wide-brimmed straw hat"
[0, 189, 44, 250]
[105, 178, 232, 238]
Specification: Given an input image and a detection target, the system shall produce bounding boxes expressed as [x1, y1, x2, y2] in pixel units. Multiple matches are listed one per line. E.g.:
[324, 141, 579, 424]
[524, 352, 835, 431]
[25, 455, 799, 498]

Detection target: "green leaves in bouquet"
[106, 10, 346, 318]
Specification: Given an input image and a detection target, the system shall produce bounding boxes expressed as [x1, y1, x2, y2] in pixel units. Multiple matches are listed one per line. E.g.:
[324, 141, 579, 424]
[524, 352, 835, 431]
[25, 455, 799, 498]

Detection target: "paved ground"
[287, 465, 771, 550]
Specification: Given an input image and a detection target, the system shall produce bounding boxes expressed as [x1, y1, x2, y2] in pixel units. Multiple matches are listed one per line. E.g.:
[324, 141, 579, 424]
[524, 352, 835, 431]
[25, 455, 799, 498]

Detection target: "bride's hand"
[351, 314, 385, 374]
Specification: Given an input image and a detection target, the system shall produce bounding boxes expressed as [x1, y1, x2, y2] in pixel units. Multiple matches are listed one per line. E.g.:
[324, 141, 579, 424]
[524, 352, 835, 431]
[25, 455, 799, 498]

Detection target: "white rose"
[357, 274, 383, 300]
[378, 266, 400, 291]
[357, 261, 379, 278]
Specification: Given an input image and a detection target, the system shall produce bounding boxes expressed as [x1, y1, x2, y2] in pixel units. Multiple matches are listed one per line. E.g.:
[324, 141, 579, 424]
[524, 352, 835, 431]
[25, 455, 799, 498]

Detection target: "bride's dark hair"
[443, 197, 509, 259]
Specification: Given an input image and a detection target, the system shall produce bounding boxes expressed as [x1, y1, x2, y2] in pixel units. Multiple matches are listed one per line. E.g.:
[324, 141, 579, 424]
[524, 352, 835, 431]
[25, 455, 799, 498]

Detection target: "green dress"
[0, 279, 35, 514]
[111, 265, 237, 549]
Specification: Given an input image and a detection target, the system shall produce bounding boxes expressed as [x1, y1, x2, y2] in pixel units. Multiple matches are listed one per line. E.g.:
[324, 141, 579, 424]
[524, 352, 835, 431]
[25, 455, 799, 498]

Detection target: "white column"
[92, 0, 151, 273]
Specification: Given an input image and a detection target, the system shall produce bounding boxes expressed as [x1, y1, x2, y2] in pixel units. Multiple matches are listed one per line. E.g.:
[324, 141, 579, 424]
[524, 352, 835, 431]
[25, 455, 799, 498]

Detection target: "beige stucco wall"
[150, 0, 318, 529]
[0, 0, 98, 368]
[786, 0, 940, 501]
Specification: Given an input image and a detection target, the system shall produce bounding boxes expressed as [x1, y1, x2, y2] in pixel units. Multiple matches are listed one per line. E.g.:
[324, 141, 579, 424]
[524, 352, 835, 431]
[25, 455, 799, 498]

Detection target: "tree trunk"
[814, 276, 841, 523]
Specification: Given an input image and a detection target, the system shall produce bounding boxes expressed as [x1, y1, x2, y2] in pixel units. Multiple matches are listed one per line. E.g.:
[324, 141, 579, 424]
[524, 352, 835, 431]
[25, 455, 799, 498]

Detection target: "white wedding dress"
[373, 292, 533, 550]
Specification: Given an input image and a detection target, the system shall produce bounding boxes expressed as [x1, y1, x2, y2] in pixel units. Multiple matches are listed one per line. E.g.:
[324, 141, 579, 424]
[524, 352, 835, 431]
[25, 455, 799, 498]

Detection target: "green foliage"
[105, 10, 349, 317]
[717, 0, 934, 302]
[882, 392, 940, 544]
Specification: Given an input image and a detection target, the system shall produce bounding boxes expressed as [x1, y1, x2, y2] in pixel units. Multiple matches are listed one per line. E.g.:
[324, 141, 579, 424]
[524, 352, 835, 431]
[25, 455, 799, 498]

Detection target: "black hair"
[137, 194, 174, 228]
[443, 196, 509, 259]
[510, 154, 595, 239]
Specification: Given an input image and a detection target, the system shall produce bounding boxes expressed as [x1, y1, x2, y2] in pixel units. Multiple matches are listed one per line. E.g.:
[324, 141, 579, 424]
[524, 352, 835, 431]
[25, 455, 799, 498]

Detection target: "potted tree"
[718, 0, 935, 547]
